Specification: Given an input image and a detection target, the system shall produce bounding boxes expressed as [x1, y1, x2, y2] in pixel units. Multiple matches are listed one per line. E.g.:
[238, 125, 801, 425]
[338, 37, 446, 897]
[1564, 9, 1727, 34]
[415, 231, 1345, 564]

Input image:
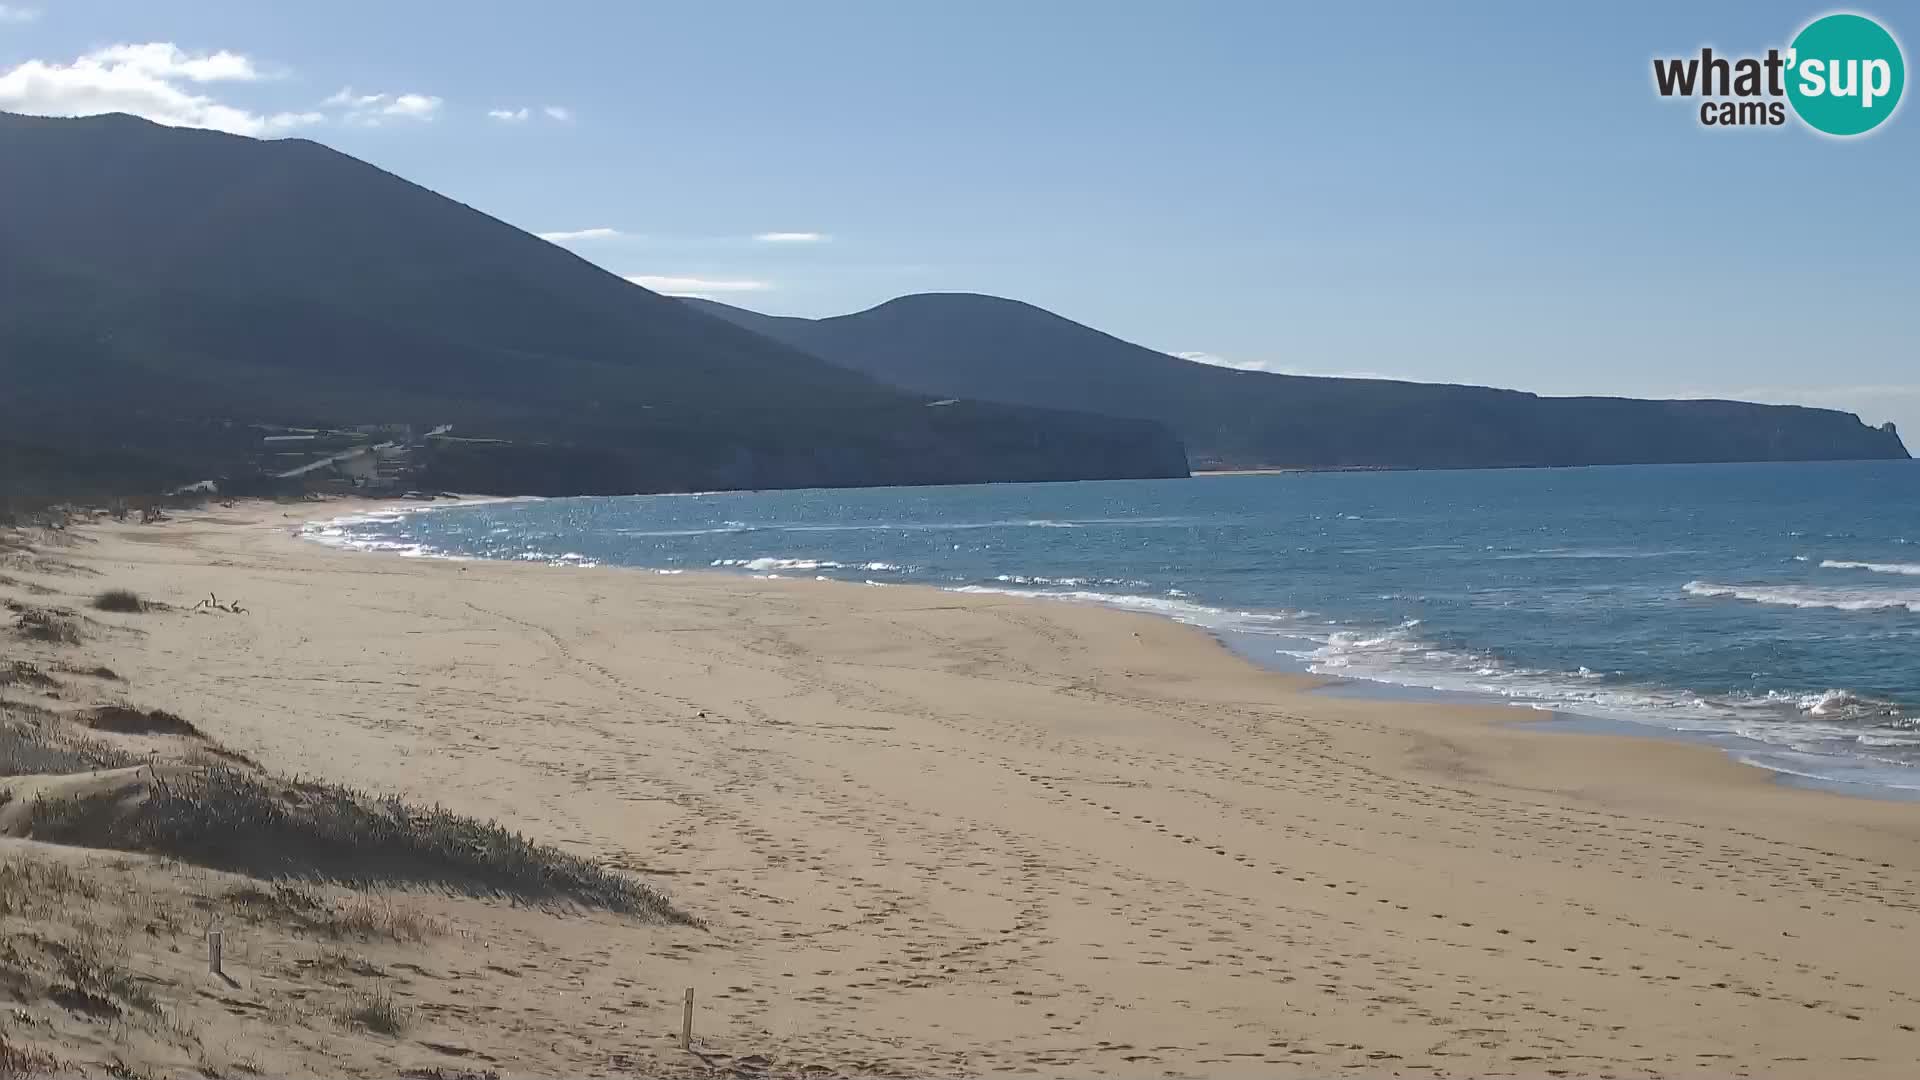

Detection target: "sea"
[306, 460, 1920, 797]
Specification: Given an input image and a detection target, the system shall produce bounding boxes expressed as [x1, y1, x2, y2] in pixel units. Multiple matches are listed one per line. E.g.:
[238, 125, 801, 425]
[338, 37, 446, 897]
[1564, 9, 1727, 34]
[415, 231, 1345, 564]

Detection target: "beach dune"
[5, 501, 1920, 1077]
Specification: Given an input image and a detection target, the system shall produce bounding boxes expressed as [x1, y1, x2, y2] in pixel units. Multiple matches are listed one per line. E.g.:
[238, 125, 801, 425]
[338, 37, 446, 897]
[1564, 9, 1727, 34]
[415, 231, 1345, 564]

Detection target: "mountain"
[0, 113, 1186, 496]
[687, 294, 1910, 469]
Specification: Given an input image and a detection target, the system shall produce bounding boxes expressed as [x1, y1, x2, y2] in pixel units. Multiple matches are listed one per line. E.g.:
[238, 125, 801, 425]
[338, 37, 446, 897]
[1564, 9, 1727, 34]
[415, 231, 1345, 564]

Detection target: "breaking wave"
[1822, 559, 1920, 577]
[1683, 581, 1920, 614]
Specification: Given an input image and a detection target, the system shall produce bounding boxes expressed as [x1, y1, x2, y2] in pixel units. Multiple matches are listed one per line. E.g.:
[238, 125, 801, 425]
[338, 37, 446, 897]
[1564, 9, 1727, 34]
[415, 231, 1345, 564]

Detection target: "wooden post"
[681, 987, 694, 1051]
[208, 930, 223, 977]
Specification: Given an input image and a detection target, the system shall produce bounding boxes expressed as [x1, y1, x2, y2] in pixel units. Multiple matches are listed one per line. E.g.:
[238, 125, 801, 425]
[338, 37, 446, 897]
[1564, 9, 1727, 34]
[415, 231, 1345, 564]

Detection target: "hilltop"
[0, 113, 1187, 497]
[688, 293, 1909, 470]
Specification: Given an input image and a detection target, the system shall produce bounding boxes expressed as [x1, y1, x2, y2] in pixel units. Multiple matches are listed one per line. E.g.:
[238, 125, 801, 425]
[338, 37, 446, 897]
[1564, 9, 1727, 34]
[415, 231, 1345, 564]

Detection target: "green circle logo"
[1786, 13, 1905, 136]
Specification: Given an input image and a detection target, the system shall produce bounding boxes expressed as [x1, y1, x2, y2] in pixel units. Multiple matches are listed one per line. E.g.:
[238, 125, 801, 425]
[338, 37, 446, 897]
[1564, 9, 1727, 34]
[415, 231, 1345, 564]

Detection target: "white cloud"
[322, 87, 379, 108]
[538, 227, 625, 243]
[624, 274, 771, 299]
[263, 110, 325, 131]
[753, 231, 828, 244]
[1175, 351, 1417, 382]
[0, 5, 41, 23]
[385, 93, 440, 118]
[325, 86, 442, 125]
[87, 43, 261, 83]
[488, 104, 570, 125]
[1176, 350, 1257, 370]
[0, 42, 318, 137]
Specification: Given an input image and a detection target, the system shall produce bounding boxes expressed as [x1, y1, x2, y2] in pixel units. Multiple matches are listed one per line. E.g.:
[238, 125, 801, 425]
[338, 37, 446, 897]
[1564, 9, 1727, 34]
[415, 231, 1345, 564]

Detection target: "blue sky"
[3, 2, 1916, 437]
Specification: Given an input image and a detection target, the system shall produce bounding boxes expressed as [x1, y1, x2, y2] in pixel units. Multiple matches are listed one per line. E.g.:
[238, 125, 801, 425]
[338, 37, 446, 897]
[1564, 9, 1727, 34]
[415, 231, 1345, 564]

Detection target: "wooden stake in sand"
[207, 930, 223, 977]
[682, 988, 694, 1051]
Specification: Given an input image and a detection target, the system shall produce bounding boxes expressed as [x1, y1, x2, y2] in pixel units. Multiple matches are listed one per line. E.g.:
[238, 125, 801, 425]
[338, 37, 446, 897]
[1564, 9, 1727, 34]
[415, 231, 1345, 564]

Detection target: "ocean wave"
[1683, 581, 1920, 613]
[512, 551, 599, 567]
[948, 585, 1312, 635]
[711, 557, 902, 573]
[616, 525, 758, 538]
[991, 573, 1154, 589]
[758, 516, 1198, 534]
[1766, 688, 1908, 721]
[948, 587, 1920, 761]
[1493, 548, 1700, 561]
[1821, 559, 1920, 577]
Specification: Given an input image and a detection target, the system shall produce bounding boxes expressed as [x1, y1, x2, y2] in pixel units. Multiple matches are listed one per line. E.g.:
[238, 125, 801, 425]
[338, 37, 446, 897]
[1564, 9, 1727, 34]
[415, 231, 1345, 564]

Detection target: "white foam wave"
[512, 551, 599, 567]
[1493, 548, 1699, 561]
[1782, 688, 1906, 719]
[992, 573, 1153, 589]
[1822, 559, 1920, 577]
[1683, 581, 1920, 613]
[949, 585, 1311, 636]
[710, 557, 902, 573]
[616, 526, 758, 538]
[748, 516, 1196, 535]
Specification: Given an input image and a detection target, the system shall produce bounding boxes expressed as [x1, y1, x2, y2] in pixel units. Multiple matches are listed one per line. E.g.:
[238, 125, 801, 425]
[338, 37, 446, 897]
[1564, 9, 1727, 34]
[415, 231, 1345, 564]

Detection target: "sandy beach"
[4, 498, 1920, 1078]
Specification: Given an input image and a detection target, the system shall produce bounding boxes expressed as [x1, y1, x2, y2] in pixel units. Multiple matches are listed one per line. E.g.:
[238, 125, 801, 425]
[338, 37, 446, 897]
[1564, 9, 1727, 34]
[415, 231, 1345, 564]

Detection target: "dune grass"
[0, 709, 142, 777]
[334, 985, 409, 1035]
[9, 606, 82, 645]
[24, 766, 693, 922]
[83, 704, 200, 737]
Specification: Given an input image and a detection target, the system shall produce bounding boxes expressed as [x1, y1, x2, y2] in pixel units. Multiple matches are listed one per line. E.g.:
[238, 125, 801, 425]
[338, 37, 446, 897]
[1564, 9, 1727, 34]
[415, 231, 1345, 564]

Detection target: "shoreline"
[11, 497, 1920, 1075]
[307, 495, 1920, 804]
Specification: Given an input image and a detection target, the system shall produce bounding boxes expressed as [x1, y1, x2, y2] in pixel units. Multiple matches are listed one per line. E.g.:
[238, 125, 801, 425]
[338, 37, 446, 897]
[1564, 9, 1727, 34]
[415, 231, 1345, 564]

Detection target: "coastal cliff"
[689, 294, 1911, 469]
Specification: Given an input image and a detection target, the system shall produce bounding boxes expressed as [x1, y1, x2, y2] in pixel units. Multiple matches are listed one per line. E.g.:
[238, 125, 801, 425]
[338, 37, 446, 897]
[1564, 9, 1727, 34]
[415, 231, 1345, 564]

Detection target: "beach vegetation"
[8, 605, 83, 645]
[91, 589, 146, 613]
[23, 765, 693, 921]
[334, 985, 409, 1036]
[0, 708, 141, 776]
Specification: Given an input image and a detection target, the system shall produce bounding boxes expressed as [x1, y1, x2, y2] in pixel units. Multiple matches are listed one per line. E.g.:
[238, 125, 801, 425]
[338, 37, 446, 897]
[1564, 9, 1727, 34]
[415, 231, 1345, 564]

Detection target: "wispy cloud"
[1176, 351, 1417, 382]
[488, 104, 572, 126]
[753, 231, 829, 244]
[624, 274, 772, 299]
[538, 227, 627, 243]
[0, 5, 41, 23]
[0, 42, 319, 136]
[324, 86, 442, 125]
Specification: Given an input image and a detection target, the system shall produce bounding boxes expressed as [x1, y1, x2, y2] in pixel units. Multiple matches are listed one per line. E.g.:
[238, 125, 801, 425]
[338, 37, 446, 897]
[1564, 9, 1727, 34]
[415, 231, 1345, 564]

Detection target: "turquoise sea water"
[310, 461, 1920, 794]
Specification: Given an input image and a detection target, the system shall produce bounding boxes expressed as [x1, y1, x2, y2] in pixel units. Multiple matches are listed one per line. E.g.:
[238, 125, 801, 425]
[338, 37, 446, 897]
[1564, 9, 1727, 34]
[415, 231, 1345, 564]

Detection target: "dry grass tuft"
[83, 705, 199, 738]
[91, 589, 146, 614]
[0, 661, 59, 691]
[51, 662, 122, 682]
[8, 606, 82, 646]
[309, 946, 386, 978]
[334, 985, 409, 1036]
[0, 1032, 63, 1078]
[0, 858, 99, 919]
[230, 883, 442, 943]
[49, 919, 155, 1015]
[330, 894, 446, 943]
